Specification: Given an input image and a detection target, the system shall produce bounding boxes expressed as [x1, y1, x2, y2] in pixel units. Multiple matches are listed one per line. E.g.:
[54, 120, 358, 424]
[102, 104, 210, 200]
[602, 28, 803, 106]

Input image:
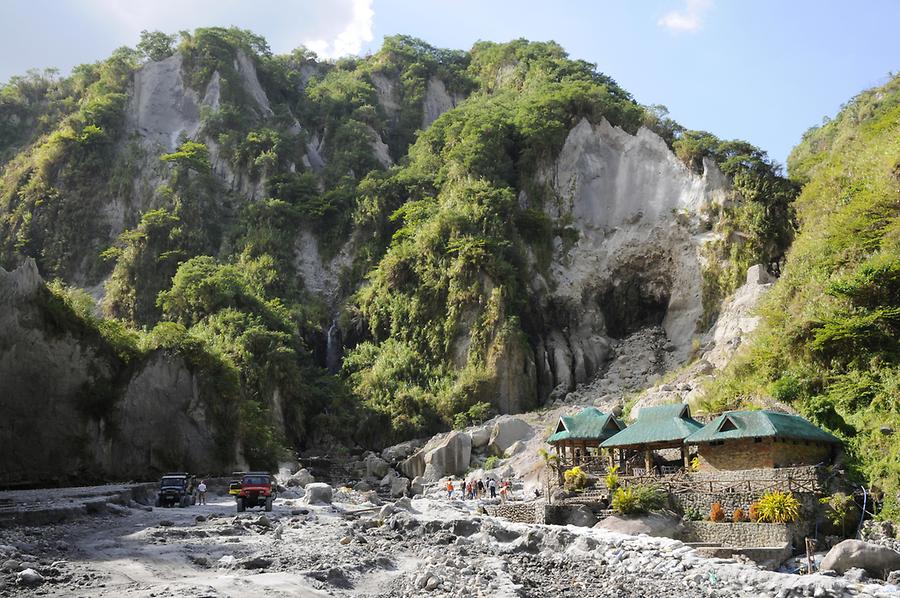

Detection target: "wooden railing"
[619, 474, 820, 495]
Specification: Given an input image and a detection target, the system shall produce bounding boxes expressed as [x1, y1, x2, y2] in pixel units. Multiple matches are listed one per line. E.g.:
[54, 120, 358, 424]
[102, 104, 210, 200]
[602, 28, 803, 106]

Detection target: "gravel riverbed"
[0, 491, 897, 597]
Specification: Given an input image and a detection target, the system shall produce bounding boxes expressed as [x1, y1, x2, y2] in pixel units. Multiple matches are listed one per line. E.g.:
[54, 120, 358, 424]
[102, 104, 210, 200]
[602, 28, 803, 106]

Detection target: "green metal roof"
[600, 403, 703, 448]
[547, 407, 625, 444]
[684, 410, 840, 445]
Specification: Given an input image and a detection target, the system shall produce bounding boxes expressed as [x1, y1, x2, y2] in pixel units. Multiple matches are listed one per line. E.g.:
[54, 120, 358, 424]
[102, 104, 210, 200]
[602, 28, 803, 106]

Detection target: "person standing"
[488, 478, 497, 499]
[197, 480, 207, 505]
[446, 478, 454, 499]
[477, 479, 485, 498]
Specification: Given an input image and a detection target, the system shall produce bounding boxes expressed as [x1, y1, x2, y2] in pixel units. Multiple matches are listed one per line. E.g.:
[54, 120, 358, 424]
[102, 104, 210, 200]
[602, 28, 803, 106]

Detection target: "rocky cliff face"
[0, 35, 795, 467]
[519, 118, 729, 403]
[0, 260, 234, 485]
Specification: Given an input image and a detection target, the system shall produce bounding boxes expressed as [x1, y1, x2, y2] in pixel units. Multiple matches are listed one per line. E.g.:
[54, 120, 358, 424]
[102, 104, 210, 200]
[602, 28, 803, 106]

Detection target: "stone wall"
[697, 440, 832, 472]
[771, 439, 832, 469]
[682, 521, 811, 548]
[666, 466, 824, 520]
[697, 438, 775, 471]
[486, 502, 540, 524]
[687, 465, 823, 483]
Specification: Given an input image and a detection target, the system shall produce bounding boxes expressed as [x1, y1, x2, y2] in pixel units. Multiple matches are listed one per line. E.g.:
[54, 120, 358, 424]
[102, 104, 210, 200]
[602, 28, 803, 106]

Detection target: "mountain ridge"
[0, 29, 797, 482]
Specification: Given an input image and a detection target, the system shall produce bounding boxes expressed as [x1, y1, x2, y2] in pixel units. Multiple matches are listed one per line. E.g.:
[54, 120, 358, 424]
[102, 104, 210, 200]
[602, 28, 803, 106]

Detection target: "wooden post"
[805, 537, 814, 574]
[644, 448, 652, 474]
[682, 446, 689, 469]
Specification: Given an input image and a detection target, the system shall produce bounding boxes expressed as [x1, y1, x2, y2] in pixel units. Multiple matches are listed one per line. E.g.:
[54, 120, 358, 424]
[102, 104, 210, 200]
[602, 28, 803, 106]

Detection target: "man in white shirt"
[197, 480, 207, 505]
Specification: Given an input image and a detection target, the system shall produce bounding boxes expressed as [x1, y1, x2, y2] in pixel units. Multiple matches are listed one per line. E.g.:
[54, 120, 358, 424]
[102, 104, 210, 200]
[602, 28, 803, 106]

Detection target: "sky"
[1, 0, 897, 166]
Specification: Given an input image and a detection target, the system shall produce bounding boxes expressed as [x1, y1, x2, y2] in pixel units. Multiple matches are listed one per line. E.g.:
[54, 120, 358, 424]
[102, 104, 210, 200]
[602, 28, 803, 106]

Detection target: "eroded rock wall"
[0, 260, 235, 485]
[526, 118, 730, 401]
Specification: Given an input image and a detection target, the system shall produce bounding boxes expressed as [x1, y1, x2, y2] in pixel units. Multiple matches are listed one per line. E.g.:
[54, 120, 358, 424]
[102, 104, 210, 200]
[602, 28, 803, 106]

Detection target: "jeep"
[236, 472, 275, 512]
[156, 473, 196, 508]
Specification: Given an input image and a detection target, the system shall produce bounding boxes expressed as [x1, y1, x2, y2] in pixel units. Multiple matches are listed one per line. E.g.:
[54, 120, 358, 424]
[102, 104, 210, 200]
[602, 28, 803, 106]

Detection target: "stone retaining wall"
[487, 502, 616, 527]
[486, 502, 539, 524]
[682, 520, 811, 548]
[672, 491, 819, 522]
[687, 465, 824, 484]
[668, 465, 824, 521]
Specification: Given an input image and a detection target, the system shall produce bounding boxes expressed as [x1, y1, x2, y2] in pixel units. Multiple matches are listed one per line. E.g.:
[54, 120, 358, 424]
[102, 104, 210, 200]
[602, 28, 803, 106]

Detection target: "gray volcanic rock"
[303, 483, 334, 505]
[595, 513, 685, 539]
[400, 431, 472, 482]
[0, 260, 234, 485]
[421, 77, 463, 128]
[820, 539, 900, 579]
[487, 417, 534, 456]
[524, 117, 731, 405]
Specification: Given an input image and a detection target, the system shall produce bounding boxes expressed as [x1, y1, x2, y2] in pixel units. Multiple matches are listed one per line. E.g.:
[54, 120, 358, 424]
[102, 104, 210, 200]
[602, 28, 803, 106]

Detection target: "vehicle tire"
[236, 498, 245, 513]
[265, 497, 273, 512]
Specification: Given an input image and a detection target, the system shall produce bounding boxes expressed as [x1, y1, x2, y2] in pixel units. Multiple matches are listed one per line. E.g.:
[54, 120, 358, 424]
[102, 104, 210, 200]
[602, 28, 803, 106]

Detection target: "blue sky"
[1, 0, 897, 166]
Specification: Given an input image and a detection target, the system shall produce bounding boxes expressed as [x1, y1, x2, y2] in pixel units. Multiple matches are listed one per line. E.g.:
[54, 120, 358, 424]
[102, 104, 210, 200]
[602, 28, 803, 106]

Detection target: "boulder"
[410, 476, 426, 496]
[487, 417, 534, 456]
[468, 425, 491, 449]
[505, 440, 527, 457]
[303, 483, 333, 505]
[393, 497, 417, 512]
[381, 439, 424, 464]
[594, 513, 684, 539]
[560, 505, 598, 528]
[400, 430, 472, 482]
[16, 568, 43, 586]
[360, 491, 382, 506]
[391, 476, 410, 498]
[241, 556, 272, 570]
[364, 454, 390, 479]
[820, 539, 900, 579]
[288, 468, 315, 488]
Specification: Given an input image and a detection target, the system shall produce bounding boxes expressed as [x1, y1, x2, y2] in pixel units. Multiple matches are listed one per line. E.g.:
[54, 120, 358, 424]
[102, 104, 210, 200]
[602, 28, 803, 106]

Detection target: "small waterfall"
[325, 319, 341, 373]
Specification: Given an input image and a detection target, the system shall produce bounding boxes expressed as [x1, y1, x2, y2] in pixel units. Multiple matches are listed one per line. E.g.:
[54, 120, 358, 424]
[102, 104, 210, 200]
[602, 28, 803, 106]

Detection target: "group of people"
[445, 477, 513, 503]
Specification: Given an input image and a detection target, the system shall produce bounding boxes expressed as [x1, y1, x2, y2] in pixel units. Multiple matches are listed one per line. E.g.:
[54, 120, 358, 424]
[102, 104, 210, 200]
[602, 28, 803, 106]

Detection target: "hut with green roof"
[684, 410, 840, 472]
[547, 407, 625, 471]
[600, 404, 703, 475]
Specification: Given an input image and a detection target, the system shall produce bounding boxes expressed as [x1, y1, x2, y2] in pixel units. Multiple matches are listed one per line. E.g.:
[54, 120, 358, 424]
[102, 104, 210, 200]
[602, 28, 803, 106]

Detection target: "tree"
[137, 30, 176, 62]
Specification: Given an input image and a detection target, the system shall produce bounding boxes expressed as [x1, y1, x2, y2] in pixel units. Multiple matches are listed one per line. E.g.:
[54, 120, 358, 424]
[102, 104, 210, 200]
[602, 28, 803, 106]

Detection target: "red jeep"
[236, 472, 275, 512]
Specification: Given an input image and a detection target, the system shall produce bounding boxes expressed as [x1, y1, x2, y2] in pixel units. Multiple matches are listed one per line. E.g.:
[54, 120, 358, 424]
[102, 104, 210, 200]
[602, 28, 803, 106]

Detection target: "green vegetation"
[755, 490, 801, 523]
[612, 484, 667, 515]
[39, 279, 239, 462]
[563, 465, 587, 491]
[346, 39, 786, 441]
[0, 30, 802, 470]
[483, 455, 502, 471]
[605, 464, 620, 491]
[0, 47, 138, 279]
[703, 74, 900, 518]
[820, 492, 857, 536]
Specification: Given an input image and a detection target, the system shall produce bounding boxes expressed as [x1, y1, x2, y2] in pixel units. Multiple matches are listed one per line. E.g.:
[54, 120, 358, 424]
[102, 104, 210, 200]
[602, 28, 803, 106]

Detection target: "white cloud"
[79, 0, 375, 58]
[301, 0, 374, 59]
[658, 0, 712, 33]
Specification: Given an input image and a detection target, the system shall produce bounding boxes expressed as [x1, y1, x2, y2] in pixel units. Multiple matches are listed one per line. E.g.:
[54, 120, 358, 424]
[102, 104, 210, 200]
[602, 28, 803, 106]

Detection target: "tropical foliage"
[612, 484, 667, 515]
[755, 491, 801, 523]
[703, 74, 900, 518]
[563, 466, 587, 491]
